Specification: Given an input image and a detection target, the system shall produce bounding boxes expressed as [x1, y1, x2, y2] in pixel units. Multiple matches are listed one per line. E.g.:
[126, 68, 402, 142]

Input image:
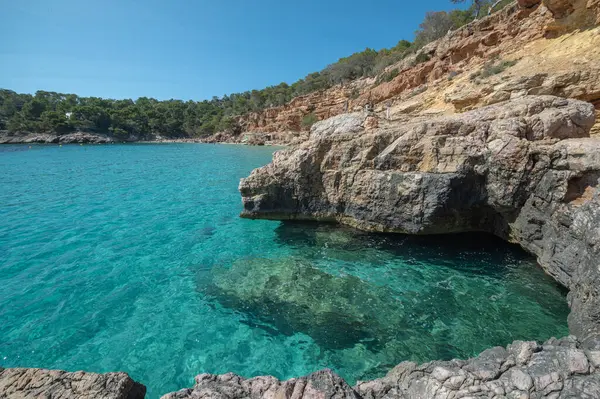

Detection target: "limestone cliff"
[239, 96, 600, 345]
[235, 95, 600, 397]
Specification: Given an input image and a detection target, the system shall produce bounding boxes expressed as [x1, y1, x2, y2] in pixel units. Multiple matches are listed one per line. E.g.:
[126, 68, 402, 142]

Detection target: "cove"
[0, 144, 568, 398]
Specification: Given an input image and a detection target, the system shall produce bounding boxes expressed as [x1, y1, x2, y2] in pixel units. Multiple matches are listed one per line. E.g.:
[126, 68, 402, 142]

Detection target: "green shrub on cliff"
[375, 68, 400, 85]
[481, 59, 519, 78]
[414, 52, 432, 65]
[302, 113, 318, 129]
[470, 58, 519, 83]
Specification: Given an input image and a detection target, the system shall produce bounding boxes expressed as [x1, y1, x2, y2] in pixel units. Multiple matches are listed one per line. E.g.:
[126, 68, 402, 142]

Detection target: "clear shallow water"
[0, 144, 568, 398]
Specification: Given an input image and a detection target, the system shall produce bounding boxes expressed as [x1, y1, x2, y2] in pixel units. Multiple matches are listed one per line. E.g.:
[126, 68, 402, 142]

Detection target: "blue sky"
[0, 0, 463, 101]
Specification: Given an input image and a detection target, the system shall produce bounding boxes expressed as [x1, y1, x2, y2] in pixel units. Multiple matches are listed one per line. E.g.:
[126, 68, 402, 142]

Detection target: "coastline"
[2, 0, 600, 396]
[231, 97, 600, 399]
[0, 132, 287, 146]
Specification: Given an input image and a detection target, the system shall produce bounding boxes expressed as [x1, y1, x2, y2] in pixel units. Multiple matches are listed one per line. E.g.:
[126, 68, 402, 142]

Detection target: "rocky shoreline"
[2, 0, 600, 398]
[0, 131, 119, 144]
[235, 95, 600, 398]
[0, 131, 211, 145]
[4, 97, 598, 399]
[163, 337, 600, 399]
[3, 336, 599, 398]
[0, 131, 290, 146]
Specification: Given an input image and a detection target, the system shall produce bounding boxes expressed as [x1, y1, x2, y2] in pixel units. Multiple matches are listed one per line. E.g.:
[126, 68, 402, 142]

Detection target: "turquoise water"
[0, 144, 568, 398]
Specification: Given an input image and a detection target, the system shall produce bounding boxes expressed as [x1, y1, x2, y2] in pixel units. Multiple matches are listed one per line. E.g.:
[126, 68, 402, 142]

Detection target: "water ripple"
[0, 144, 568, 398]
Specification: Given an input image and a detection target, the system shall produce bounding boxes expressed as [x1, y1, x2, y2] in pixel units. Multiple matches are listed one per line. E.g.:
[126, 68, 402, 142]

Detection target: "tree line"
[0, 0, 512, 139]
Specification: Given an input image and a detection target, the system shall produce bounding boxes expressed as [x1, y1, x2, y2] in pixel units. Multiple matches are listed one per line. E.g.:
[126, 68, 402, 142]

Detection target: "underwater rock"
[199, 258, 409, 350]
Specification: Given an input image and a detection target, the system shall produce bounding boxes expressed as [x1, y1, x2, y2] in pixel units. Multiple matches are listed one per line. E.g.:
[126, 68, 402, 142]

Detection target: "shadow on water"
[195, 221, 570, 378]
[273, 221, 538, 279]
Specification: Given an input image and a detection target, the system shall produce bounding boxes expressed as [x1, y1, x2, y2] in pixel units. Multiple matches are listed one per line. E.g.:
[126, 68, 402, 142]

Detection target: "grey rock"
[507, 341, 540, 365]
[231, 95, 600, 399]
[0, 367, 145, 399]
[509, 369, 533, 391]
[160, 369, 359, 399]
[164, 338, 600, 399]
[0, 131, 116, 144]
[239, 96, 600, 348]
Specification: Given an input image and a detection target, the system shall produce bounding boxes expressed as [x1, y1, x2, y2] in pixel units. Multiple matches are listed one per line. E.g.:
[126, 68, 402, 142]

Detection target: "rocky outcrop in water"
[239, 96, 600, 351]
[162, 337, 600, 398]
[234, 95, 600, 397]
[0, 367, 145, 398]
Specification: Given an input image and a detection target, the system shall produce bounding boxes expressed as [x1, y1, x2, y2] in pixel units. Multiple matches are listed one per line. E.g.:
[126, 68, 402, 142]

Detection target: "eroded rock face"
[239, 96, 600, 349]
[0, 367, 146, 399]
[162, 337, 600, 399]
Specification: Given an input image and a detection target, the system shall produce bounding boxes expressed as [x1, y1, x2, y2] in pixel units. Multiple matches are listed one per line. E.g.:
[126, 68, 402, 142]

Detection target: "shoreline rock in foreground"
[3, 96, 599, 398]
[0, 367, 146, 399]
[163, 337, 600, 398]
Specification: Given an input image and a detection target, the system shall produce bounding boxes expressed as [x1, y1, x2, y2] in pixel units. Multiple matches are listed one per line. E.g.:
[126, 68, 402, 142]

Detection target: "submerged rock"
[239, 95, 600, 350]
[0, 367, 146, 399]
[198, 258, 409, 350]
[197, 241, 570, 375]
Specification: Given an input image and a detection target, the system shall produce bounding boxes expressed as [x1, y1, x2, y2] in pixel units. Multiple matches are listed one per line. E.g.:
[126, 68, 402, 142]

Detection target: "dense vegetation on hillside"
[0, 0, 512, 138]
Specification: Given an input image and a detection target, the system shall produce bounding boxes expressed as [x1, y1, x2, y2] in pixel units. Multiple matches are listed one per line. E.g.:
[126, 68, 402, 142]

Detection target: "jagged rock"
[239, 96, 600, 350]
[447, 67, 600, 112]
[0, 367, 145, 399]
[161, 369, 359, 399]
[518, 0, 542, 8]
[163, 337, 600, 399]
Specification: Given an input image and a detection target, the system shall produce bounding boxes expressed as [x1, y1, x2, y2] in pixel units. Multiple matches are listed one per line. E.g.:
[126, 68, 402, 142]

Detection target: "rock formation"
[0, 367, 146, 399]
[239, 96, 600, 344]
[163, 337, 600, 398]
[231, 95, 600, 397]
